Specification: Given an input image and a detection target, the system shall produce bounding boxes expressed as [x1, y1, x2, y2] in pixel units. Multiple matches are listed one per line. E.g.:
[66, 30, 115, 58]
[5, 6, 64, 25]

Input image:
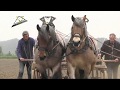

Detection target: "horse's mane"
[40, 24, 57, 43]
[74, 17, 85, 27]
[55, 30, 66, 47]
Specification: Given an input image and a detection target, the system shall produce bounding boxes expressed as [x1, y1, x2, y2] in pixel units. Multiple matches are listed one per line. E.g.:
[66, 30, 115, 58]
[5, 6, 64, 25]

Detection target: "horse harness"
[36, 39, 65, 59]
[67, 36, 97, 55]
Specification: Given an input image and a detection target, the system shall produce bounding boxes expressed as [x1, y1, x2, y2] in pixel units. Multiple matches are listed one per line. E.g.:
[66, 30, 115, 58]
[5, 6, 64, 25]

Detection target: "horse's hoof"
[63, 76, 69, 79]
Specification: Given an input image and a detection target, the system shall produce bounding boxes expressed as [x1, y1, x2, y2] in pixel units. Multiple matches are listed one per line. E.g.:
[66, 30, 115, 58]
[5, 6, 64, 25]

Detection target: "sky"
[0, 11, 120, 41]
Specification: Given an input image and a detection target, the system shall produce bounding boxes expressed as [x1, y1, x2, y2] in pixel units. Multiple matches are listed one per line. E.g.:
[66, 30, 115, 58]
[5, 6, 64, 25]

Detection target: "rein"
[36, 41, 66, 60]
[68, 36, 89, 54]
[38, 39, 59, 57]
[88, 34, 120, 59]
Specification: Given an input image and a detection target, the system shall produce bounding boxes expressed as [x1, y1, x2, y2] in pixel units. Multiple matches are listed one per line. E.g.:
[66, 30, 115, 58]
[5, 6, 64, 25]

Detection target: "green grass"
[0, 56, 17, 59]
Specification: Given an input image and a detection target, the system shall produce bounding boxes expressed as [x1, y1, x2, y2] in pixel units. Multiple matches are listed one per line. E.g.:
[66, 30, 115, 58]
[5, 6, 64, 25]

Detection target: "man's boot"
[17, 72, 23, 79]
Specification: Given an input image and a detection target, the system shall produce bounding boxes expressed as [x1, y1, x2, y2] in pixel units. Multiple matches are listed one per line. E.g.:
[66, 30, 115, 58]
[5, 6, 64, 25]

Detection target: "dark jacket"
[16, 37, 35, 59]
[100, 40, 120, 60]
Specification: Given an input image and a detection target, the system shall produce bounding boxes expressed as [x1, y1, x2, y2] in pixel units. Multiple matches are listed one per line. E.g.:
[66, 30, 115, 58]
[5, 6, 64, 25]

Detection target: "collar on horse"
[36, 39, 59, 57]
[67, 36, 97, 55]
[68, 36, 89, 54]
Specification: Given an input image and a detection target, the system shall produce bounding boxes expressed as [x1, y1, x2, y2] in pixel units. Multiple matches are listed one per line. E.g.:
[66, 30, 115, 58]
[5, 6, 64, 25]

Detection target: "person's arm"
[33, 38, 35, 48]
[32, 38, 36, 58]
[100, 41, 107, 58]
[16, 40, 24, 60]
[115, 41, 120, 62]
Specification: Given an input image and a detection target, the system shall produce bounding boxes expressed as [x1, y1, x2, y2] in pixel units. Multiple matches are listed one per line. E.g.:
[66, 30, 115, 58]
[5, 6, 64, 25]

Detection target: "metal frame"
[12, 16, 27, 27]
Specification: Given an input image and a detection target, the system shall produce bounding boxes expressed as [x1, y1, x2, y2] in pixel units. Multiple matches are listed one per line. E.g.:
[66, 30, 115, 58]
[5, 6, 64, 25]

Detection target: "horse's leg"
[40, 67, 48, 79]
[52, 66, 62, 79]
[89, 62, 96, 79]
[79, 69, 85, 79]
[51, 63, 62, 79]
[67, 62, 76, 79]
[75, 68, 85, 79]
[41, 71, 48, 79]
[75, 67, 80, 79]
[47, 69, 52, 79]
[84, 65, 92, 79]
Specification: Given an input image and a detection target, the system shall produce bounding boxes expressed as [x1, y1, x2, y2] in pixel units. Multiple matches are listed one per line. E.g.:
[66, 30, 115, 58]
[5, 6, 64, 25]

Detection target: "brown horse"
[34, 24, 65, 79]
[66, 15, 97, 79]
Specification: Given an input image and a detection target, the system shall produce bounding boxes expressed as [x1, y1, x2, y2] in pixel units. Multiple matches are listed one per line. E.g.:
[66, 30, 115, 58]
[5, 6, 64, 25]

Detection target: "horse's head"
[71, 15, 89, 47]
[36, 24, 56, 60]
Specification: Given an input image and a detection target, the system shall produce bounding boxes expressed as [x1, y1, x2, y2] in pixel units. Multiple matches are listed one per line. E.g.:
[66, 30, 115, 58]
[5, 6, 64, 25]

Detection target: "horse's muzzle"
[73, 36, 81, 42]
[73, 41, 80, 47]
[72, 34, 81, 47]
[39, 51, 47, 60]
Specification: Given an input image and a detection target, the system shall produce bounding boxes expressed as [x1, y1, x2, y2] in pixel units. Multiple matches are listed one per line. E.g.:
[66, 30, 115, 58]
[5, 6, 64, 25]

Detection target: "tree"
[8, 51, 12, 56]
[0, 46, 3, 55]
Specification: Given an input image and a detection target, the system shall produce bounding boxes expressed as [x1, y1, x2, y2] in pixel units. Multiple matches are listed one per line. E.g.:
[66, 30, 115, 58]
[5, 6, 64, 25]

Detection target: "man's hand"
[97, 54, 101, 59]
[19, 58, 25, 61]
[114, 58, 119, 62]
[98, 54, 101, 57]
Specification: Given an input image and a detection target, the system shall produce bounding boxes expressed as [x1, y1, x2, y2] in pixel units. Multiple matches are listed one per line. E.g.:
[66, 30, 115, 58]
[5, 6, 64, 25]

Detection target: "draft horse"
[34, 23, 65, 79]
[66, 15, 97, 79]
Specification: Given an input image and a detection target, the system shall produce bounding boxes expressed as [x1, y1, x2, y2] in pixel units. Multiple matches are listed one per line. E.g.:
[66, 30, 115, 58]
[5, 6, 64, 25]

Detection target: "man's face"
[109, 34, 116, 42]
[23, 34, 29, 41]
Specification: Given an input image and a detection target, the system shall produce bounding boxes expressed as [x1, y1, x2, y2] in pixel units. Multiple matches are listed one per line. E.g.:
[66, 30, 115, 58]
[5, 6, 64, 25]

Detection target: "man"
[100, 33, 120, 79]
[16, 31, 35, 79]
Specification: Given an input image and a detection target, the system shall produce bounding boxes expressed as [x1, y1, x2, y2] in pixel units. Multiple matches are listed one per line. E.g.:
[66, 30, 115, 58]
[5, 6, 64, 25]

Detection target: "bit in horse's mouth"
[73, 41, 80, 47]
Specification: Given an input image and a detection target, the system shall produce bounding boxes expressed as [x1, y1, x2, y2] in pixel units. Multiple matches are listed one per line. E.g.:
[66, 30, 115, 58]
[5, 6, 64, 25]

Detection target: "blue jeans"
[106, 63, 119, 79]
[17, 60, 32, 79]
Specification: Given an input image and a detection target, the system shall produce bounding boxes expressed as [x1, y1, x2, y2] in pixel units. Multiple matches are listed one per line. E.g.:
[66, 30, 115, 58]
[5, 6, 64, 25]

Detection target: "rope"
[100, 50, 120, 59]
[88, 34, 120, 59]
[88, 34, 120, 52]
[55, 31, 120, 59]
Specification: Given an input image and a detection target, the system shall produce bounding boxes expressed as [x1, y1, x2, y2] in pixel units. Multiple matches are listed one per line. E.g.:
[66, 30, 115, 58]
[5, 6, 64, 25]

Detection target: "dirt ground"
[0, 59, 28, 79]
[0, 59, 120, 79]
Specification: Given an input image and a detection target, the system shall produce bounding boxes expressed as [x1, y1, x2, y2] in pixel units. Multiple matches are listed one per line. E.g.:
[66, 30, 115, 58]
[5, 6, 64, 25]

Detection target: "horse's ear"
[36, 24, 41, 31]
[83, 15, 86, 21]
[83, 15, 89, 23]
[71, 15, 75, 22]
[40, 17, 45, 22]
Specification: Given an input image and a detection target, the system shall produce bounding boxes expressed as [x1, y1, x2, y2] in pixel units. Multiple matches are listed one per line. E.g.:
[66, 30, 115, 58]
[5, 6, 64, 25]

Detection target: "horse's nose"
[39, 51, 46, 57]
[73, 37, 80, 42]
